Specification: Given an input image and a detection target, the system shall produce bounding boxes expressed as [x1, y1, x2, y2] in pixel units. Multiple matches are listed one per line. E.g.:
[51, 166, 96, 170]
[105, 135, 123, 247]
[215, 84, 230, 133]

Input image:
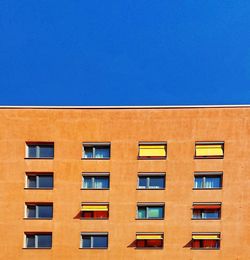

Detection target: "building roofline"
[0, 105, 249, 109]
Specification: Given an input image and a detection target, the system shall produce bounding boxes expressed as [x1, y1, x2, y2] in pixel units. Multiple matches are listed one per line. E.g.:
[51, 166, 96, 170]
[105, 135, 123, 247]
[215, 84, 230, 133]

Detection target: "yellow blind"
[192, 235, 220, 240]
[139, 145, 166, 157]
[136, 235, 163, 240]
[81, 205, 108, 211]
[196, 145, 223, 156]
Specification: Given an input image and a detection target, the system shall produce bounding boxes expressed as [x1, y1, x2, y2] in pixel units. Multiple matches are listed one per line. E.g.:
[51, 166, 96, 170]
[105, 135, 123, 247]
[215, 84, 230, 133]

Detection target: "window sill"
[23, 247, 52, 249]
[194, 156, 224, 159]
[80, 218, 109, 220]
[81, 188, 109, 190]
[136, 218, 164, 220]
[24, 218, 53, 220]
[24, 157, 54, 160]
[138, 156, 166, 160]
[24, 188, 53, 190]
[81, 158, 110, 160]
[136, 188, 165, 190]
[191, 218, 221, 220]
[135, 247, 163, 250]
[79, 247, 108, 250]
[191, 248, 220, 250]
[193, 188, 222, 190]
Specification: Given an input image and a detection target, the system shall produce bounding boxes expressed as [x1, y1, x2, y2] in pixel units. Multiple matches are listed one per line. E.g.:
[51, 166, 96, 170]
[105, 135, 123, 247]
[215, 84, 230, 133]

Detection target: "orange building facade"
[0, 106, 249, 260]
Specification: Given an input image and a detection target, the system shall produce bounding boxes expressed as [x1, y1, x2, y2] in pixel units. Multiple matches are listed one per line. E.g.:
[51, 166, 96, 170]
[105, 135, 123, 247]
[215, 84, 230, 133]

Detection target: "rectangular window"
[194, 172, 222, 189]
[192, 233, 220, 249]
[26, 173, 53, 189]
[138, 174, 165, 189]
[195, 142, 224, 159]
[26, 143, 54, 159]
[81, 233, 108, 249]
[81, 203, 109, 219]
[137, 204, 164, 219]
[82, 143, 110, 159]
[82, 173, 109, 189]
[25, 233, 52, 248]
[138, 142, 167, 159]
[25, 203, 53, 219]
[192, 203, 221, 220]
[136, 233, 163, 248]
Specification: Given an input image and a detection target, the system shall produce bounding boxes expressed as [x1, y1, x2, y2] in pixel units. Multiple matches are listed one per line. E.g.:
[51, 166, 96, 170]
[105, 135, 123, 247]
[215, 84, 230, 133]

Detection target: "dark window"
[137, 205, 164, 219]
[136, 234, 163, 248]
[138, 143, 167, 159]
[26, 174, 53, 189]
[81, 204, 109, 219]
[83, 144, 110, 159]
[26, 204, 53, 219]
[81, 234, 108, 248]
[26, 143, 54, 158]
[194, 175, 222, 189]
[82, 175, 109, 189]
[195, 142, 224, 159]
[25, 233, 52, 248]
[138, 175, 165, 189]
[192, 239, 220, 249]
[192, 205, 221, 220]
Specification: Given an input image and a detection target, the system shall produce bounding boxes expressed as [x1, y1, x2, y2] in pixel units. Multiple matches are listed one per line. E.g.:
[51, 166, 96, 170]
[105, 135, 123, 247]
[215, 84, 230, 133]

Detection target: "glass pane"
[37, 234, 52, 248]
[27, 205, 36, 218]
[205, 176, 221, 188]
[38, 175, 53, 188]
[39, 145, 54, 158]
[194, 177, 203, 188]
[93, 235, 108, 248]
[82, 236, 91, 248]
[84, 147, 93, 158]
[26, 235, 35, 248]
[192, 209, 201, 219]
[137, 207, 146, 219]
[28, 146, 37, 158]
[27, 176, 36, 188]
[149, 177, 164, 188]
[94, 177, 109, 189]
[38, 205, 53, 218]
[83, 177, 93, 188]
[138, 177, 147, 188]
[95, 146, 110, 158]
[202, 210, 219, 219]
[147, 206, 163, 219]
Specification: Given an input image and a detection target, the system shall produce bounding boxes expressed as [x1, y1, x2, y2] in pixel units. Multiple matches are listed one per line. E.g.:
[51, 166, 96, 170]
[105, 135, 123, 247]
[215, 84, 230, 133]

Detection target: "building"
[0, 105, 249, 260]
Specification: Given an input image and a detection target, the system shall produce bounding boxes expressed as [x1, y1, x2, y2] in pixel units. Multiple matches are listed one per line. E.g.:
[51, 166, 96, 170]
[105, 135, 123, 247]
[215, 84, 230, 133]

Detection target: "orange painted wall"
[0, 107, 249, 260]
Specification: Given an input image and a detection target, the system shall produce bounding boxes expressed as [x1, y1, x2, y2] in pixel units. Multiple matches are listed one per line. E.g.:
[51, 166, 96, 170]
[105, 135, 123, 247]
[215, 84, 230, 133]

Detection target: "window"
[136, 233, 163, 248]
[192, 203, 221, 220]
[26, 173, 53, 189]
[81, 203, 109, 219]
[25, 203, 53, 219]
[82, 173, 109, 189]
[82, 143, 110, 159]
[138, 174, 165, 189]
[138, 142, 167, 159]
[25, 233, 52, 248]
[194, 172, 222, 189]
[26, 143, 54, 159]
[192, 233, 220, 249]
[195, 142, 224, 159]
[81, 233, 108, 249]
[137, 204, 164, 219]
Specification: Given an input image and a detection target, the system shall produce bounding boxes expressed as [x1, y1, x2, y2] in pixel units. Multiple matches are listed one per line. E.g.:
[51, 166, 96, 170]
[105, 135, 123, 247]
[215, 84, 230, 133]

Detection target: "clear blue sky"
[0, 1, 250, 105]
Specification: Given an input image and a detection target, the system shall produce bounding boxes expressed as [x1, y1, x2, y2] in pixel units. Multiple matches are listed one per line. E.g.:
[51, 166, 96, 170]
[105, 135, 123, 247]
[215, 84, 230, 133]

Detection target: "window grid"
[26, 174, 53, 189]
[137, 205, 164, 219]
[194, 175, 222, 189]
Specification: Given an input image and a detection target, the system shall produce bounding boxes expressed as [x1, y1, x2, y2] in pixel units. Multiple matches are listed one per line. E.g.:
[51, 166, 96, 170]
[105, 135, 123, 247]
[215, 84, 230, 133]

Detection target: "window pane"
[93, 235, 108, 248]
[39, 146, 54, 158]
[28, 146, 37, 158]
[82, 236, 91, 248]
[149, 177, 164, 188]
[37, 234, 52, 248]
[192, 210, 201, 219]
[147, 206, 163, 219]
[27, 176, 36, 188]
[95, 146, 110, 158]
[202, 210, 219, 219]
[205, 176, 221, 188]
[194, 177, 203, 188]
[138, 207, 146, 218]
[27, 205, 36, 218]
[83, 177, 93, 188]
[84, 147, 94, 158]
[38, 175, 53, 188]
[138, 177, 147, 188]
[26, 235, 35, 248]
[94, 177, 109, 189]
[38, 205, 53, 218]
